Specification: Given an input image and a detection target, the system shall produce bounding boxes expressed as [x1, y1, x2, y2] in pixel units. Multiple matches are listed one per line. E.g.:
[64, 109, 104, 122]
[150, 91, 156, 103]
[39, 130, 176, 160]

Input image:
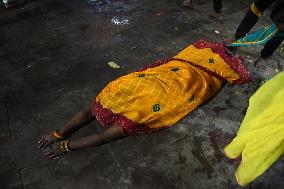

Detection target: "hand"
[38, 133, 56, 150]
[42, 142, 66, 159]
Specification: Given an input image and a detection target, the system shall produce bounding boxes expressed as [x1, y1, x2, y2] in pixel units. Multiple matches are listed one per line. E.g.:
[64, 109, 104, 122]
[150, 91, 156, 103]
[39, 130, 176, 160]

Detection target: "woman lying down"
[38, 39, 250, 157]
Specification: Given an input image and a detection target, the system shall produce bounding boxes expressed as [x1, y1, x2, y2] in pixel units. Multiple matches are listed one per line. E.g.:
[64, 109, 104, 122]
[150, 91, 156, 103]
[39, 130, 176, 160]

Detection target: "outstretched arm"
[44, 126, 125, 158]
[69, 126, 125, 150]
[38, 104, 95, 149]
[60, 104, 95, 137]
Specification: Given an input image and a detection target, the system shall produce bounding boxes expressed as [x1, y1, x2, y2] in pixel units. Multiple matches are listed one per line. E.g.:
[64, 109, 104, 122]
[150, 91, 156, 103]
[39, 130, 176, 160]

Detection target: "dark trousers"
[234, 0, 284, 58]
[213, 0, 222, 13]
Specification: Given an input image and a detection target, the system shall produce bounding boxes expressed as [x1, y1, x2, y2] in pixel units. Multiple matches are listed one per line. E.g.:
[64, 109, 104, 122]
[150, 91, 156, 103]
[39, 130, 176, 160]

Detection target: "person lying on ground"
[38, 40, 250, 158]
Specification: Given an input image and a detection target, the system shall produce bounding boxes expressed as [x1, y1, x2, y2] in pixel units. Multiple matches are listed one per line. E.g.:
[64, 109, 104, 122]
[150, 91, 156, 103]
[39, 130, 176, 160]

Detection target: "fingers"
[224, 134, 246, 159]
[42, 147, 54, 158]
[50, 154, 60, 159]
[39, 138, 64, 160]
[43, 149, 53, 156]
[39, 140, 51, 149]
[38, 136, 53, 149]
[42, 145, 58, 159]
[42, 141, 52, 150]
[37, 138, 45, 144]
[38, 140, 47, 149]
[48, 153, 56, 159]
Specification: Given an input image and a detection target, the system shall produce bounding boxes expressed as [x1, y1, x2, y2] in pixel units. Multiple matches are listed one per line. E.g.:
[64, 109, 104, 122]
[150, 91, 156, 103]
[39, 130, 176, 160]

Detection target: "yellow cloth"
[96, 45, 240, 129]
[224, 71, 284, 186]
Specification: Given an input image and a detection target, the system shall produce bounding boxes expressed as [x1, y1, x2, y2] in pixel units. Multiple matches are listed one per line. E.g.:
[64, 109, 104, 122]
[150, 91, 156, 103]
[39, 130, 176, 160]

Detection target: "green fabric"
[228, 24, 283, 47]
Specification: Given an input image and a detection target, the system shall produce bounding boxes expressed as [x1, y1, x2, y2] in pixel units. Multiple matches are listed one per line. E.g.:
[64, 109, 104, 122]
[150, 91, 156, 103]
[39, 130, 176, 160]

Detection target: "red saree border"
[192, 39, 251, 84]
[136, 58, 227, 82]
[136, 40, 251, 84]
[93, 100, 168, 135]
[136, 58, 172, 72]
[172, 58, 227, 82]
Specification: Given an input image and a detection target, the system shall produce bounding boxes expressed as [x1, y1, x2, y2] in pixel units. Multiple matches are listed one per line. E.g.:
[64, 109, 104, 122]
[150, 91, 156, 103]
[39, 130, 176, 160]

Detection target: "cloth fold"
[224, 71, 284, 186]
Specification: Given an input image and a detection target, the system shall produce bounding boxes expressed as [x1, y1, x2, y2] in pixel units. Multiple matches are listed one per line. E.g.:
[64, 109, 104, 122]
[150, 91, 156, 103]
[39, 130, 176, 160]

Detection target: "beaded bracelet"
[52, 130, 64, 140]
[59, 140, 71, 152]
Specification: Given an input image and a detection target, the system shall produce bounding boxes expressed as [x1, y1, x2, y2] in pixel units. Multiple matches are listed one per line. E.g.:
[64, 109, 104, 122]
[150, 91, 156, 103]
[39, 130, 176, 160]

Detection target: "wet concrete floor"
[0, 0, 284, 188]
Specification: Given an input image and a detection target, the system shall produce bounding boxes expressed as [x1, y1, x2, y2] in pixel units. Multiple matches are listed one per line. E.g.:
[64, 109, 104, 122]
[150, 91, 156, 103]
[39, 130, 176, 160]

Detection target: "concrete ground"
[1, 0, 284, 188]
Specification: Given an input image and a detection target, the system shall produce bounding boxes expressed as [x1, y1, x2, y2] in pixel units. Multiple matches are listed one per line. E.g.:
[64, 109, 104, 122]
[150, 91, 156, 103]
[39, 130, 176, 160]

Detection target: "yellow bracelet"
[52, 130, 64, 140]
[59, 141, 65, 152]
[250, 2, 262, 18]
[64, 140, 71, 152]
[59, 140, 71, 152]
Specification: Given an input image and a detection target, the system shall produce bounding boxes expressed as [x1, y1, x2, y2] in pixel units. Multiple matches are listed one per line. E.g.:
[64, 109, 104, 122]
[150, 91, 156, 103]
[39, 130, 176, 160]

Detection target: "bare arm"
[43, 126, 126, 158]
[60, 104, 95, 137]
[38, 104, 95, 149]
[69, 126, 125, 150]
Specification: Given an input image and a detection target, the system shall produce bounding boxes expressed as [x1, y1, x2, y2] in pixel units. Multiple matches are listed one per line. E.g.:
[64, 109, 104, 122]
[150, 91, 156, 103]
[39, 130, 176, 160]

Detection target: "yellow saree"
[93, 40, 250, 134]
